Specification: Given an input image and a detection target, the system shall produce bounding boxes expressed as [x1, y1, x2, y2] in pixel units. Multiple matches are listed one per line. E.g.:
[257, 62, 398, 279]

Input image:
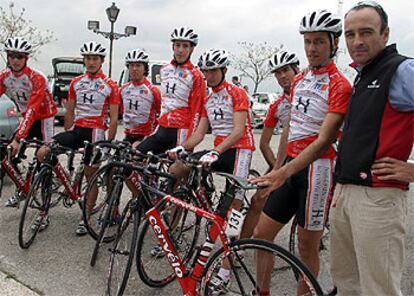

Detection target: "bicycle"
[135, 152, 263, 288]
[106, 167, 324, 296]
[18, 141, 88, 249]
[85, 147, 176, 267]
[0, 137, 44, 203]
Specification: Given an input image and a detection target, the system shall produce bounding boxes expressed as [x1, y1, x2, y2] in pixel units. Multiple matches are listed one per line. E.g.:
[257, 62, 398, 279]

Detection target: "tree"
[231, 41, 282, 93]
[0, 1, 56, 64]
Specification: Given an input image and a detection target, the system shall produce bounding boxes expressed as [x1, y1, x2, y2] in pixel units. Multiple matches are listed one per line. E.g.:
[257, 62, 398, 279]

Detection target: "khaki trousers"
[330, 183, 407, 296]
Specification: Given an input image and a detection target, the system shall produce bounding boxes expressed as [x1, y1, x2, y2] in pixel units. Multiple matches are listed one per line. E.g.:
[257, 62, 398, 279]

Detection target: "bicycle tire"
[90, 178, 123, 267]
[0, 165, 4, 198]
[135, 191, 202, 288]
[18, 166, 52, 249]
[83, 163, 126, 241]
[199, 238, 324, 295]
[106, 198, 141, 296]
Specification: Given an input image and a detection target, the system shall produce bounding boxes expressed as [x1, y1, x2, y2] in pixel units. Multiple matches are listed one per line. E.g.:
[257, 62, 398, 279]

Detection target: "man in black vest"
[331, 1, 414, 295]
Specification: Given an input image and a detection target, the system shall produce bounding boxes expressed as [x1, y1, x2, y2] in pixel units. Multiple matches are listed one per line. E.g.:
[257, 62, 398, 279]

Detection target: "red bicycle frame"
[52, 162, 83, 201]
[1, 157, 36, 195]
[145, 194, 231, 296]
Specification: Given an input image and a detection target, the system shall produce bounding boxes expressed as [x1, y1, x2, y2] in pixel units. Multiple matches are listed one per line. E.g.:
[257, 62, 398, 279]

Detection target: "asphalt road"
[0, 128, 413, 296]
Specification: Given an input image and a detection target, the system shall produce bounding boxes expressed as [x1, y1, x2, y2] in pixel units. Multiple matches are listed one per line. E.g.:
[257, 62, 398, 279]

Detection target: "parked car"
[0, 94, 20, 139]
[48, 57, 85, 125]
[251, 92, 279, 129]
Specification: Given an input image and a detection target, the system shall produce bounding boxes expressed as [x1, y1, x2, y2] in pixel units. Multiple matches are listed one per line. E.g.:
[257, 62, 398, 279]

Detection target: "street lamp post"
[87, 2, 137, 77]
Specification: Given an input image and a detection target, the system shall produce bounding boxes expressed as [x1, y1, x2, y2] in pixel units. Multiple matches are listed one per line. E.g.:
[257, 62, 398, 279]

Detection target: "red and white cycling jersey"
[201, 81, 255, 150]
[288, 61, 352, 159]
[120, 78, 161, 137]
[69, 71, 120, 130]
[158, 60, 206, 136]
[263, 93, 291, 128]
[0, 66, 57, 139]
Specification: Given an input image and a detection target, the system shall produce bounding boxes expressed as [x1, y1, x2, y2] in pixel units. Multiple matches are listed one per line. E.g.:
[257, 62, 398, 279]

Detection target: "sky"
[1, 0, 413, 93]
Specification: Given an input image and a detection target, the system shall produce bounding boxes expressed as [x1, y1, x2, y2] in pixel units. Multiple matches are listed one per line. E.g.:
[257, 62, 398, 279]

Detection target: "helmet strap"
[173, 54, 191, 65]
[87, 64, 102, 76]
[329, 33, 338, 58]
[7, 60, 27, 74]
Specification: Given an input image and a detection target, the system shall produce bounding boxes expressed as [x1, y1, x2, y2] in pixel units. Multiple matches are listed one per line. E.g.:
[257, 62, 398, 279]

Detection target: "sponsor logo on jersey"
[178, 71, 188, 79]
[314, 83, 329, 91]
[367, 79, 380, 89]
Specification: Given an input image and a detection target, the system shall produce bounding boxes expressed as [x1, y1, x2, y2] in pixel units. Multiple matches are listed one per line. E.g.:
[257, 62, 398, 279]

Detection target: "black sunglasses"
[7, 53, 26, 60]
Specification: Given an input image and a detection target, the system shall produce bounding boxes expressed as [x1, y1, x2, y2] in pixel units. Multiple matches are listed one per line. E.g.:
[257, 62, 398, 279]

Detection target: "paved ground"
[0, 128, 413, 296]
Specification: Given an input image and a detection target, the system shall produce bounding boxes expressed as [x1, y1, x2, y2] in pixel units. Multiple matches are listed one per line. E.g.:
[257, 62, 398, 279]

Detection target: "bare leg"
[253, 212, 285, 292]
[239, 189, 267, 239]
[296, 226, 323, 295]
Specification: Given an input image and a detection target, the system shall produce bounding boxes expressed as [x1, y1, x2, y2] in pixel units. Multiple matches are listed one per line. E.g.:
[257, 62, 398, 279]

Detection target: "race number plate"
[225, 208, 245, 237]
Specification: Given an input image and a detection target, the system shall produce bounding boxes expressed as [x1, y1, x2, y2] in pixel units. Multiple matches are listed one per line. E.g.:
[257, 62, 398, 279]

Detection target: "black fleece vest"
[335, 44, 407, 186]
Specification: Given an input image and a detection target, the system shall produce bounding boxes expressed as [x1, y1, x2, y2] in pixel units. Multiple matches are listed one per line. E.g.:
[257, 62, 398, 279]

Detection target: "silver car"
[0, 94, 20, 139]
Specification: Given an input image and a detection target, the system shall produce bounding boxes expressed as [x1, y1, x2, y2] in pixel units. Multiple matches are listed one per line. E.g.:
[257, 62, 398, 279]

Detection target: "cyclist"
[251, 10, 352, 295]
[168, 48, 255, 294]
[120, 49, 161, 146]
[37, 41, 120, 234]
[136, 26, 206, 155]
[0, 37, 57, 207]
[239, 50, 299, 241]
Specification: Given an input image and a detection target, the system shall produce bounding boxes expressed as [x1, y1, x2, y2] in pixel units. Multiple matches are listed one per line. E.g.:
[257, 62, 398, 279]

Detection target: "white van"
[251, 92, 279, 128]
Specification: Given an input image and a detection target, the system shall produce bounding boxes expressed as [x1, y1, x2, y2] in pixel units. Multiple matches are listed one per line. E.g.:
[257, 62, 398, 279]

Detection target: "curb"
[0, 270, 42, 296]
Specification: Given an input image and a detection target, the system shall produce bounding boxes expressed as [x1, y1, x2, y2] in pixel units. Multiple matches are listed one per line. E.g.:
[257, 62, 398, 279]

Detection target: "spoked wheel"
[18, 166, 53, 249]
[106, 198, 141, 296]
[0, 165, 4, 198]
[199, 239, 324, 296]
[83, 163, 128, 241]
[135, 192, 201, 287]
[90, 177, 124, 266]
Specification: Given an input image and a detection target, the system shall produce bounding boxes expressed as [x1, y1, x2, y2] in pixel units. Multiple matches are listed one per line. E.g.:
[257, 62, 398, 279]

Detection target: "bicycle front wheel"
[83, 163, 128, 241]
[199, 238, 323, 296]
[106, 198, 141, 296]
[90, 178, 124, 267]
[18, 166, 53, 249]
[135, 191, 201, 288]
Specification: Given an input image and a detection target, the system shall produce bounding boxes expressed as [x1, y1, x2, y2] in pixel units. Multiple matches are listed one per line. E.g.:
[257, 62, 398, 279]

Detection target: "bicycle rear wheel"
[135, 191, 201, 288]
[199, 238, 323, 296]
[18, 166, 52, 249]
[106, 198, 141, 296]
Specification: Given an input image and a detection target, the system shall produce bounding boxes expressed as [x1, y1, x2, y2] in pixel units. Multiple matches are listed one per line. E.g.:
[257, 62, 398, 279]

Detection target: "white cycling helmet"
[125, 49, 149, 65]
[4, 37, 32, 54]
[80, 41, 107, 57]
[170, 26, 198, 46]
[299, 9, 342, 37]
[269, 51, 299, 73]
[198, 49, 229, 70]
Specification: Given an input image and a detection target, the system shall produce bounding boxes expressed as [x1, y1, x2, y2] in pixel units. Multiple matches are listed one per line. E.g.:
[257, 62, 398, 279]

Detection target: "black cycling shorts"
[262, 157, 334, 231]
[53, 126, 105, 150]
[123, 134, 145, 145]
[23, 118, 54, 142]
[137, 126, 188, 155]
[192, 148, 253, 200]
